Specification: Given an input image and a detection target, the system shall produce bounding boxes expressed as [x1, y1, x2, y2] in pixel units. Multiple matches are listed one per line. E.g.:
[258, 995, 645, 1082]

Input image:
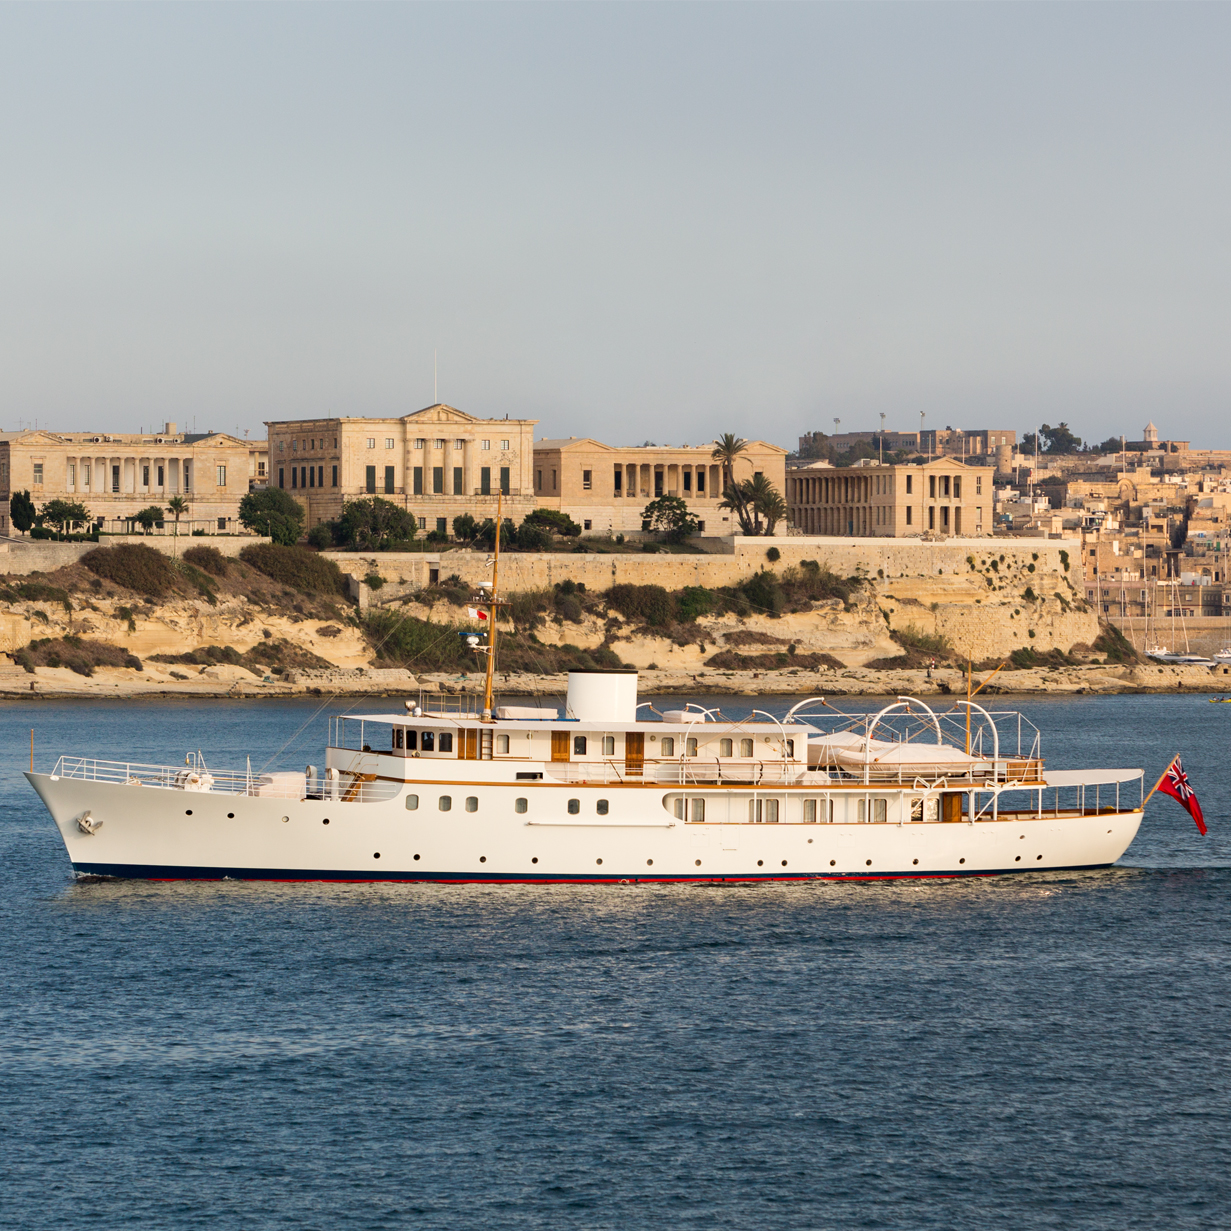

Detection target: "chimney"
[165, 421, 177, 436]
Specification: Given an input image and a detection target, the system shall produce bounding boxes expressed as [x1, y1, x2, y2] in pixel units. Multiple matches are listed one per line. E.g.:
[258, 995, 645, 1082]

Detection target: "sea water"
[1, 694, 1229, 1229]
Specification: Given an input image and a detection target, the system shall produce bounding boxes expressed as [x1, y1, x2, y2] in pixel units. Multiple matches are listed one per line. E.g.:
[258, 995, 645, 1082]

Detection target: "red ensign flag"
[1156, 756, 1207, 835]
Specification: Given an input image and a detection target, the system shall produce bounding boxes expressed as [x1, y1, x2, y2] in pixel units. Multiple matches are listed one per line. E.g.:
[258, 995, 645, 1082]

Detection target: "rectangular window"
[365, 465, 376, 494]
[929, 506, 935, 529]
[438, 733, 453, 753]
[418, 517, 426, 529]
[690, 798, 705, 822]
[582, 469, 592, 490]
[740, 738, 753, 757]
[803, 799, 816, 822]
[454, 439, 465, 450]
[436, 517, 447, 535]
[142, 465, 150, 486]
[385, 466, 396, 495]
[953, 476, 961, 499]
[318, 465, 324, 487]
[602, 736, 615, 756]
[158, 465, 164, 486]
[480, 467, 491, 496]
[683, 471, 691, 492]
[613, 469, 622, 494]
[551, 470, 557, 490]
[331, 465, 338, 487]
[33, 463, 44, 485]
[481, 440, 490, 450]
[387, 438, 396, 449]
[217, 517, 226, 531]
[929, 475, 937, 498]
[500, 439, 509, 450]
[82, 463, 89, 486]
[942, 506, 949, 529]
[584, 519, 591, 530]
[942, 475, 950, 497]
[453, 467, 463, 495]
[421, 732, 435, 752]
[906, 506, 912, 525]
[749, 798, 779, 823]
[432, 466, 443, 494]
[573, 735, 587, 756]
[279, 468, 285, 488]
[184, 462, 190, 490]
[597, 799, 610, 816]
[414, 439, 425, 450]
[308, 466, 315, 488]
[697, 470, 705, 493]
[413, 467, 423, 495]
[719, 738, 732, 756]
[686, 737, 698, 757]
[68, 463, 76, 486]
[500, 467, 510, 495]
[906, 474, 912, 494]
[976, 476, 983, 495]
[367, 438, 376, 449]
[496, 734, 510, 754]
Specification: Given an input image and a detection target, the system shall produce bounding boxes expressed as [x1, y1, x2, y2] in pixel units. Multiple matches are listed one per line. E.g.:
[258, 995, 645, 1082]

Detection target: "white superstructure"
[26, 670, 1147, 883]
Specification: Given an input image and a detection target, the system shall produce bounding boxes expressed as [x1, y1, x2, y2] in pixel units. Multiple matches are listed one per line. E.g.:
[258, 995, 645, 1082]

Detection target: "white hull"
[28, 773, 1144, 883]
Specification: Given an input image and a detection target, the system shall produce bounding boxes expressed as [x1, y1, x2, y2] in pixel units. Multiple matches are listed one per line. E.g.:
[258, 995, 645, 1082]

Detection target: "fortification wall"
[0, 534, 269, 575]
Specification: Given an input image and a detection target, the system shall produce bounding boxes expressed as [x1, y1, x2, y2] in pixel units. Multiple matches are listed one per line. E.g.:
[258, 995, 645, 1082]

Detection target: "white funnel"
[566, 670, 638, 723]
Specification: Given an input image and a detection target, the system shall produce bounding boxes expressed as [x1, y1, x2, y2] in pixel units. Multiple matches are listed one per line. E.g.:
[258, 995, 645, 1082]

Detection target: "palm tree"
[745, 475, 787, 536]
[166, 495, 189, 556]
[719, 482, 756, 536]
[711, 433, 748, 492]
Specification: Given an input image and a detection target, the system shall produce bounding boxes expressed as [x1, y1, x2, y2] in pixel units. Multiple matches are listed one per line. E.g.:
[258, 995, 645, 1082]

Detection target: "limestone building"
[265, 404, 539, 534]
[786, 457, 995, 537]
[0, 424, 265, 535]
[530, 438, 788, 536]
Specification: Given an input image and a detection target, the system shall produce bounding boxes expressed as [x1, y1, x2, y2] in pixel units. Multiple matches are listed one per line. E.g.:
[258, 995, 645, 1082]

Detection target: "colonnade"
[65, 455, 194, 497]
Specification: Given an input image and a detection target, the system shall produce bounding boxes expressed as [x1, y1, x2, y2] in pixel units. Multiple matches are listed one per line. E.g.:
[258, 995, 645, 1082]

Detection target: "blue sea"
[2, 694, 1230, 1229]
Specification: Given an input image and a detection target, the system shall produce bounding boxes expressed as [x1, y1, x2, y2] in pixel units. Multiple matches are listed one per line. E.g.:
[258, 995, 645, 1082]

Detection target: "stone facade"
[787, 458, 995, 538]
[0, 426, 265, 535]
[530, 437, 787, 537]
[265, 403, 539, 533]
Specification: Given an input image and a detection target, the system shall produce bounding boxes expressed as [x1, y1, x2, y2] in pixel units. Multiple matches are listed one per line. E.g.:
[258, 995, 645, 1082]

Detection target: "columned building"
[265, 404, 539, 534]
[787, 458, 995, 538]
[530, 438, 787, 536]
[0, 426, 264, 534]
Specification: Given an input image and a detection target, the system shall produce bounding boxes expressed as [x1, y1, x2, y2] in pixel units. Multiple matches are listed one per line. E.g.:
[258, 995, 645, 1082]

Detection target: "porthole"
[596, 799, 609, 816]
[226, 812, 234, 819]
[405, 795, 419, 811]
[695, 859, 702, 867]
[781, 860, 788, 867]
[865, 859, 872, 867]
[532, 857, 538, 864]
[912, 858, 918, 865]
[515, 798, 527, 814]
[646, 859, 653, 866]
[959, 858, 965, 865]
[830, 860, 836, 867]
[1015, 855, 1021, 862]
[1036, 854, 1043, 860]
[322, 819, 330, 826]
[479, 856, 486, 863]
[438, 796, 452, 812]
[281, 816, 288, 824]
[757, 860, 763, 867]
[373, 852, 380, 859]
[465, 796, 478, 813]
[413, 853, 420, 860]
[596, 858, 603, 866]
[567, 799, 580, 815]
[185, 809, 193, 816]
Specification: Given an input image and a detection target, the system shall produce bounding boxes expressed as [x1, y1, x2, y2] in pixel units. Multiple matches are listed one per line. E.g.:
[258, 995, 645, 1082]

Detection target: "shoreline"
[4, 660, 1230, 701]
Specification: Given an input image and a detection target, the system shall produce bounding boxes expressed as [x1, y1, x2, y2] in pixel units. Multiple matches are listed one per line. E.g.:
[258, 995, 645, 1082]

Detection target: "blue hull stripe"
[71, 861, 1115, 884]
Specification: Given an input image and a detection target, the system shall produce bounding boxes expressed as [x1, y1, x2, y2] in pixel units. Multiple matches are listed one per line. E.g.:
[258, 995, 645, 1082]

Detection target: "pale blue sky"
[1, 3, 1229, 449]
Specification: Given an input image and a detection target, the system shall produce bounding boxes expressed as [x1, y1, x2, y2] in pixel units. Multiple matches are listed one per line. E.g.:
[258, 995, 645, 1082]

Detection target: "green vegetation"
[39, 499, 92, 539]
[522, 508, 581, 537]
[82, 544, 175, 598]
[606, 583, 675, 627]
[1092, 623, 1140, 664]
[238, 487, 305, 546]
[15, 635, 141, 677]
[129, 505, 166, 534]
[9, 491, 36, 534]
[182, 545, 228, 576]
[238, 544, 346, 595]
[150, 638, 332, 673]
[328, 497, 417, 550]
[641, 495, 700, 543]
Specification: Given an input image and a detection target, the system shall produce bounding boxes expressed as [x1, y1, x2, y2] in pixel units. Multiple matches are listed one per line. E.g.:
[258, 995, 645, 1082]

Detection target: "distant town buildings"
[0, 424, 266, 535]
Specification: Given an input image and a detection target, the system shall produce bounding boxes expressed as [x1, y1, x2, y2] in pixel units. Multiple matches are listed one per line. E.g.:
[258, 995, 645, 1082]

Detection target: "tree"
[1039, 423, 1082, 455]
[642, 494, 700, 543]
[10, 491, 35, 535]
[452, 512, 479, 542]
[39, 499, 91, 540]
[719, 482, 756, 536]
[522, 507, 582, 537]
[477, 517, 516, 550]
[165, 495, 189, 556]
[744, 474, 787, 535]
[238, 486, 306, 547]
[513, 521, 552, 550]
[334, 497, 416, 550]
[1094, 436, 1124, 455]
[132, 505, 165, 535]
[711, 433, 749, 492]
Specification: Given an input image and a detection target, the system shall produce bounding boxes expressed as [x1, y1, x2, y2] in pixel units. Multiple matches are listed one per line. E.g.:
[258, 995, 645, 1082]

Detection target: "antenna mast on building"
[434, 349, 438, 404]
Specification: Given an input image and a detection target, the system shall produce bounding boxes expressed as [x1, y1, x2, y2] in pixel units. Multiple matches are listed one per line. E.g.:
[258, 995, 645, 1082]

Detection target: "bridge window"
[661, 737, 675, 756]
[421, 732, 435, 752]
[719, 738, 733, 757]
[438, 733, 453, 753]
[496, 734, 510, 754]
[740, 739, 754, 757]
[573, 735, 587, 756]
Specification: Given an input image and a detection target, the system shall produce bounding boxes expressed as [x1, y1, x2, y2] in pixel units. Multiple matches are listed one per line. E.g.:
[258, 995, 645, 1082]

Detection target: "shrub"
[82, 544, 174, 597]
[453, 513, 480, 542]
[606, 583, 674, 627]
[766, 546, 781, 562]
[676, 586, 714, 621]
[238, 487, 305, 546]
[364, 610, 470, 671]
[890, 624, 953, 657]
[365, 573, 386, 590]
[523, 508, 582, 537]
[182, 545, 228, 576]
[239, 544, 346, 595]
[1093, 623, 1140, 664]
[333, 497, 416, 551]
[514, 522, 552, 551]
[306, 523, 333, 550]
[741, 570, 785, 616]
[20, 636, 144, 676]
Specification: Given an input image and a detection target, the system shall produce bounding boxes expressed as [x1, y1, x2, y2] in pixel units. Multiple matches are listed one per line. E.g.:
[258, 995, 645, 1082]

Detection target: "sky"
[1, 3, 1229, 450]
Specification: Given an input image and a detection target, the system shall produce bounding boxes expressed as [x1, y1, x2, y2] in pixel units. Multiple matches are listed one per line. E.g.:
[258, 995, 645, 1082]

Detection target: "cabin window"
[719, 738, 733, 757]
[567, 798, 580, 815]
[749, 798, 779, 823]
[691, 798, 705, 821]
[573, 735, 587, 756]
[439, 732, 453, 753]
[661, 737, 675, 756]
[421, 732, 435, 752]
[515, 797, 527, 813]
[740, 739, 754, 757]
[405, 795, 419, 811]
[602, 736, 615, 756]
[858, 798, 889, 823]
[406, 730, 417, 751]
[596, 799, 609, 815]
[785, 739, 794, 757]
[465, 797, 478, 813]
[803, 799, 816, 822]
[496, 734, 510, 754]
[394, 729, 404, 749]
[438, 796, 452, 812]
[686, 737, 698, 757]
[674, 798, 685, 819]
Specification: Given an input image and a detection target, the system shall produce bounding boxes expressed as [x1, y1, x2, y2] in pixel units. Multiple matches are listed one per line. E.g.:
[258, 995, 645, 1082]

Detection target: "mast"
[482, 492, 502, 721]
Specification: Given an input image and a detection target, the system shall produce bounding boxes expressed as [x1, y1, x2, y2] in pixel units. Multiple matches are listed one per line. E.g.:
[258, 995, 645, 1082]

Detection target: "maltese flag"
[1156, 756, 1206, 835]
[466, 607, 489, 621]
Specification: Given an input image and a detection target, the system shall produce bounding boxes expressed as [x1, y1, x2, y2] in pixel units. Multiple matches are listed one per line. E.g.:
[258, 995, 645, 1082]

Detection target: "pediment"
[401, 403, 481, 425]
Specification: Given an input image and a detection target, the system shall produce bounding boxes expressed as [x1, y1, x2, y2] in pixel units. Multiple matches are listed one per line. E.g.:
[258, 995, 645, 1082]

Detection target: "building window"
[929, 506, 935, 530]
[217, 465, 227, 486]
[480, 467, 491, 496]
[417, 517, 426, 529]
[67, 463, 76, 486]
[582, 469, 592, 490]
[384, 438, 395, 450]
[368, 438, 376, 449]
[500, 439, 509, 451]
[292, 440, 298, 451]
[385, 466, 396, 495]
[906, 474, 912, 494]
[481, 440, 490, 450]
[929, 475, 937, 498]
[453, 467, 463, 495]
[142, 465, 150, 486]
[613, 469, 622, 494]
[114, 465, 122, 492]
[365, 466, 376, 494]
[158, 465, 165, 486]
[551, 469, 557, 491]
[953, 476, 961, 498]
[277, 441, 284, 453]
[279, 468, 285, 488]
[217, 517, 227, 531]
[683, 471, 691, 492]
[454, 439, 465, 450]
[584, 520, 592, 530]
[430, 438, 443, 449]
[697, 471, 705, 493]
[33, 463, 44, 485]
[942, 476, 951, 497]
[906, 506, 912, 525]
[500, 467, 510, 495]
[413, 466, 423, 495]
[436, 518, 447, 535]
[309, 467, 315, 488]
[331, 465, 338, 487]
[432, 467, 443, 494]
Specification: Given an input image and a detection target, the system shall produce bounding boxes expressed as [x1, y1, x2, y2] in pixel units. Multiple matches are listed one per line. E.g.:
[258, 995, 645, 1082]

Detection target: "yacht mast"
[482, 492, 502, 721]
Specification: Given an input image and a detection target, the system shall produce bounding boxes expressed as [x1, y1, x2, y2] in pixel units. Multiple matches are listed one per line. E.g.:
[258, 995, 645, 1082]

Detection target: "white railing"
[541, 760, 827, 787]
[51, 756, 401, 804]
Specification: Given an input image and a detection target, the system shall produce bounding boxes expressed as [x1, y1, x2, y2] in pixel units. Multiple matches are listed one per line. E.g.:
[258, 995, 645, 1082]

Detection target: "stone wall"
[0, 534, 271, 576]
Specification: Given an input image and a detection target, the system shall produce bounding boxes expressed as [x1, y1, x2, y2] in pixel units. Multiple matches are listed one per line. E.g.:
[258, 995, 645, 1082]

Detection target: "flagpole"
[1141, 753, 1180, 809]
